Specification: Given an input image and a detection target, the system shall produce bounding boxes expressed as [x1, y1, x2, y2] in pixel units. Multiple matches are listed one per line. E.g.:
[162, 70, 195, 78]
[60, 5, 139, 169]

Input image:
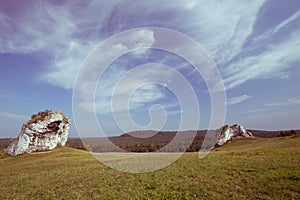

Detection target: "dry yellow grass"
[0, 136, 299, 199]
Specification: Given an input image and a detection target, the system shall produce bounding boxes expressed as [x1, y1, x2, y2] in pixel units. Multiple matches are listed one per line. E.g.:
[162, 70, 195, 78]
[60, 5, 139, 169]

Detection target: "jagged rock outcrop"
[216, 124, 253, 147]
[5, 110, 70, 156]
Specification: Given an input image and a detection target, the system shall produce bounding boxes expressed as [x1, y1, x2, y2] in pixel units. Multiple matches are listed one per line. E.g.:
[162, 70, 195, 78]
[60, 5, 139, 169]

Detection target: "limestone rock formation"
[216, 124, 253, 147]
[5, 110, 70, 156]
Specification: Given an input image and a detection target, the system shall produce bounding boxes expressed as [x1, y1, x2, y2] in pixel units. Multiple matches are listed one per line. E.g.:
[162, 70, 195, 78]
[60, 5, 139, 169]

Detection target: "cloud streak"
[253, 9, 300, 42]
[72, 29, 168, 115]
[223, 27, 300, 90]
[227, 95, 252, 105]
[2, 0, 299, 92]
[1, 0, 300, 132]
[0, 112, 29, 121]
[0, 0, 272, 91]
[266, 98, 300, 107]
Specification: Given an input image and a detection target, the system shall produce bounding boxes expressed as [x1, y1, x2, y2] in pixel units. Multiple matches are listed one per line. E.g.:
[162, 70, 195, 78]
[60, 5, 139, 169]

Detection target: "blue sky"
[0, 0, 300, 138]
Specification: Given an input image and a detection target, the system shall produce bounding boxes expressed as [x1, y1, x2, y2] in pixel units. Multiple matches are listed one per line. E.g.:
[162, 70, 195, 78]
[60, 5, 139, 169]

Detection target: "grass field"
[0, 136, 299, 199]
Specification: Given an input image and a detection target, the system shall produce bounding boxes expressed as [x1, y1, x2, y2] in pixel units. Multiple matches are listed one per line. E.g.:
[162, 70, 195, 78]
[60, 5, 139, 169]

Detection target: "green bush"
[278, 130, 297, 137]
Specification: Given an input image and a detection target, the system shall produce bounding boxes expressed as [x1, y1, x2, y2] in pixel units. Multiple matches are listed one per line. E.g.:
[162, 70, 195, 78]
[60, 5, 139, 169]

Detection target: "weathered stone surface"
[5, 110, 70, 156]
[216, 124, 253, 147]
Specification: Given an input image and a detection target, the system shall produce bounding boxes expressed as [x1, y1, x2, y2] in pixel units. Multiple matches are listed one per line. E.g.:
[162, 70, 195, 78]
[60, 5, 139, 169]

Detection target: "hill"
[1, 129, 299, 152]
[67, 129, 300, 152]
[0, 136, 299, 199]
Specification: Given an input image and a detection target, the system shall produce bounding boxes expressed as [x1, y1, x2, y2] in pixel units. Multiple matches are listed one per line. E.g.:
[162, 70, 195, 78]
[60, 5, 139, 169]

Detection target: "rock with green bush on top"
[5, 110, 70, 156]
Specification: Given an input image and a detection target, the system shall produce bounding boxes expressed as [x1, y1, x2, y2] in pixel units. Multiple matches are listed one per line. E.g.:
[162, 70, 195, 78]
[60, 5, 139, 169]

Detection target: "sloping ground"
[0, 136, 299, 199]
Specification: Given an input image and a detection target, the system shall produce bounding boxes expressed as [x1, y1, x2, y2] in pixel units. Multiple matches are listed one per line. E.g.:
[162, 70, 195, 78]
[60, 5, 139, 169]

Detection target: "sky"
[0, 0, 300, 138]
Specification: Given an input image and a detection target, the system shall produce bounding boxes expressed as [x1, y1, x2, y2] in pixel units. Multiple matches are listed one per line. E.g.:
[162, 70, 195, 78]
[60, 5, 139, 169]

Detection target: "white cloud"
[188, 0, 265, 67]
[246, 107, 272, 114]
[253, 10, 300, 42]
[223, 28, 300, 90]
[2, 0, 300, 124]
[0, 112, 29, 121]
[266, 98, 300, 107]
[42, 40, 95, 89]
[167, 110, 183, 116]
[130, 84, 165, 103]
[227, 95, 252, 105]
[0, 1, 77, 54]
[289, 98, 300, 105]
[72, 29, 162, 115]
[245, 97, 300, 115]
[0, 0, 267, 90]
[245, 110, 300, 130]
[0, 0, 275, 93]
[0, 0, 124, 89]
[163, 102, 180, 109]
[183, 0, 198, 9]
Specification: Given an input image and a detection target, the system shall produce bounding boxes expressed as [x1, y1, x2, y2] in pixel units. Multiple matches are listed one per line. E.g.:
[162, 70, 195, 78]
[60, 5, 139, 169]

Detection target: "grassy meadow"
[0, 136, 299, 199]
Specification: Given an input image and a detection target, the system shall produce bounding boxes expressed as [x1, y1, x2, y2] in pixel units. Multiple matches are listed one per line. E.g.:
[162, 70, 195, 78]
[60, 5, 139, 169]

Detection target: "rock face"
[5, 110, 70, 156]
[216, 124, 253, 147]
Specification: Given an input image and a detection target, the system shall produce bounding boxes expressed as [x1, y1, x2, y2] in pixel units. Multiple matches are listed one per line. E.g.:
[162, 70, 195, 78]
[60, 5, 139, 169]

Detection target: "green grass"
[0, 136, 299, 199]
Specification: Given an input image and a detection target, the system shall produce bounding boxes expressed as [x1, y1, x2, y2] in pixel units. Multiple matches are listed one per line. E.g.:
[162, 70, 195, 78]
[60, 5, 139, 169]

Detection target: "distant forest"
[66, 129, 300, 153]
[1, 129, 299, 152]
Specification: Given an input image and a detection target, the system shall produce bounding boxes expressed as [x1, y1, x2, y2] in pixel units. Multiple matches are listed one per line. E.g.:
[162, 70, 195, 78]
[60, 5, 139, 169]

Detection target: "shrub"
[278, 130, 296, 137]
[29, 111, 50, 124]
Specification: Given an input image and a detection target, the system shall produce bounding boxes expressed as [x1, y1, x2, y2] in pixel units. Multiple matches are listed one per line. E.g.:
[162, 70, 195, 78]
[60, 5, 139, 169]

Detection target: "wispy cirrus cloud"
[72, 28, 169, 115]
[1, 0, 300, 132]
[245, 110, 300, 130]
[41, 40, 95, 89]
[191, 1, 265, 67]
[0, 1, 76, 54]
[221, 3, 300, 90]
[0, 0, 269, 91]
[227, 95, 252, 105]
[223, 27, 300, 90]
[246, 107, 272, 114]
[0, 112, 29, 121]
[266, 98, 300, 107]
[253, 10, 300, 42]
[246, 98, 300, 114]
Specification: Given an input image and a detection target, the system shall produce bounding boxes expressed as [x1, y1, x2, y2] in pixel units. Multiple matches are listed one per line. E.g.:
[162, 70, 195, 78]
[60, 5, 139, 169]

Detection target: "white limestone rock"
[216, 124, 253, 147]
[5, 110, 70, 156]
